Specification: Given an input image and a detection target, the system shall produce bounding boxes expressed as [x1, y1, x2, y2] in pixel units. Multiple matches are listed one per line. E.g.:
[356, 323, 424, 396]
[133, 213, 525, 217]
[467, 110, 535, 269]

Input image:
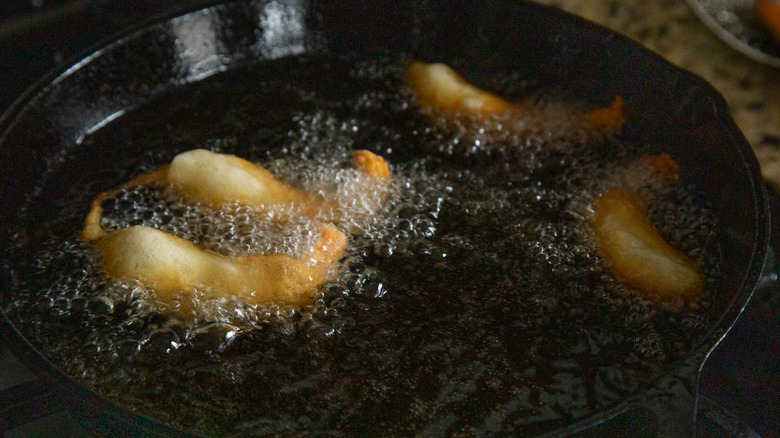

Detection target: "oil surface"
[3, 55, 719, 437]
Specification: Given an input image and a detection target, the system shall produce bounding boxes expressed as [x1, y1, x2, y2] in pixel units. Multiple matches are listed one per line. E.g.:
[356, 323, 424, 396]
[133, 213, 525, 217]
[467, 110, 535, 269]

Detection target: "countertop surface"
[0, 1, 778, 437]
[537, 0, 780, 191]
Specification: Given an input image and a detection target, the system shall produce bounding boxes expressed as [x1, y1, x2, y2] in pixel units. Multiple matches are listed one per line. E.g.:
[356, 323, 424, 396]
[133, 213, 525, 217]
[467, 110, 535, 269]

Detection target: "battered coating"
[590, 188, 704, 309]
[402, 60, 514, 115]
[82, 148, 391, 310]
[168, 149, 312, 208]
[82, 149, 391, 242]
[97, 223, 346, 307]
[81, 167, 170, 243]
[403, 60, 625, 134]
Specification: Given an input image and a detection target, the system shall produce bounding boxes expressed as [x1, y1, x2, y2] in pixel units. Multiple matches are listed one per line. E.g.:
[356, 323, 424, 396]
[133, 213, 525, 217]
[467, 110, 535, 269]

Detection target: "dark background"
[0, 1, 778, 437]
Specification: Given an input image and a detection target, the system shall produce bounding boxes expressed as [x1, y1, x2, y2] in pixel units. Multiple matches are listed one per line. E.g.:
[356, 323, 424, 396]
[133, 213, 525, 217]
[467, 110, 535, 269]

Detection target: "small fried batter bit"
[580, 96, 625, 134]
[82, 167, 170, 243]
[403, 60, 625, 135]
[590, 188, 704, 310]
[643, 152, 680, 181]
[82, 148, 392, 311]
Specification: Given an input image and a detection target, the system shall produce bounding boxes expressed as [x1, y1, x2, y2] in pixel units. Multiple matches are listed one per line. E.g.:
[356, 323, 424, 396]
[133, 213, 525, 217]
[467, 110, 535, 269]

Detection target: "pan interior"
[2, 53, 725, 437]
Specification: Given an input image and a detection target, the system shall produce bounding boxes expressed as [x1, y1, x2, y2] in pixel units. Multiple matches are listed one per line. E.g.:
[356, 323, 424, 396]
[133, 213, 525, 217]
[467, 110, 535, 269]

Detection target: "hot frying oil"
[4, 55, 719, 437]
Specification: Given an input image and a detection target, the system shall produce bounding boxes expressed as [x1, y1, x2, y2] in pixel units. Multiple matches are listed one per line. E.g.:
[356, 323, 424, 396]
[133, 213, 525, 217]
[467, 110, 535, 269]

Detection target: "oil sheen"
[3, 55, 719, 437]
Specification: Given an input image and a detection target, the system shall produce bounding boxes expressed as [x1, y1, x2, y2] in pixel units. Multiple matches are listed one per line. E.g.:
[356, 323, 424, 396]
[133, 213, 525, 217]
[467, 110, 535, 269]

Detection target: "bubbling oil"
[3, 54, 719, 437]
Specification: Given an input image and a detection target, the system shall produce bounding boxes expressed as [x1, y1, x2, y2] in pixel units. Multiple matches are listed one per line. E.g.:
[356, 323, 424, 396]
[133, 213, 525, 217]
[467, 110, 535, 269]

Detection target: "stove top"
[0, 1, 778, 437]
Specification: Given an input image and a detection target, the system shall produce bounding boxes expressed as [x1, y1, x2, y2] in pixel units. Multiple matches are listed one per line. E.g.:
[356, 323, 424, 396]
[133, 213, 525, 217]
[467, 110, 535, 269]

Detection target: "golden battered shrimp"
[82, 167, 170, 242]
[591, 188, 704, 309]
[82, 149, 392, 242]
[402, 60, 514, 116]
[97, 222, 347, 307]
[352, 149, 391, 179]
[581, 96, 625, 135]
[403, 60, 625, 136]
[82, 148, 392, 310]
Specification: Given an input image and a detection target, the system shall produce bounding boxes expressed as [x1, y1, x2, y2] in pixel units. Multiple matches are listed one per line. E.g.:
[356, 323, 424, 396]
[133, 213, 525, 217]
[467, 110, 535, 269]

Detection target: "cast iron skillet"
[0, 0, 770, 436]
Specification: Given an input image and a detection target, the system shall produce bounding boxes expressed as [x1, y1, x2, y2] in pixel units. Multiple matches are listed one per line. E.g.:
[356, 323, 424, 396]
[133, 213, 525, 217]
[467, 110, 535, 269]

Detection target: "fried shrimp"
[581, 96, 625, 134]
[403, 60, 625, 136]
[82, 167, 170, 242]
[82, 149, 391, 242]
[83, 148, 392, 310]
[591, 188, 704, 309]
[402, 60, 514, 116]
[168, 149, 312, 208]
[98, 223, 347, 307]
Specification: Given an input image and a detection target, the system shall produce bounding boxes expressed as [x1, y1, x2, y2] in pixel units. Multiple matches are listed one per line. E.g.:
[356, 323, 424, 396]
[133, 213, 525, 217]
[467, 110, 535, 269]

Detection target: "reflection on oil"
[255, 0, 306, 59]
[169, 1, 308, 80]
[171, 9, 224, 82]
